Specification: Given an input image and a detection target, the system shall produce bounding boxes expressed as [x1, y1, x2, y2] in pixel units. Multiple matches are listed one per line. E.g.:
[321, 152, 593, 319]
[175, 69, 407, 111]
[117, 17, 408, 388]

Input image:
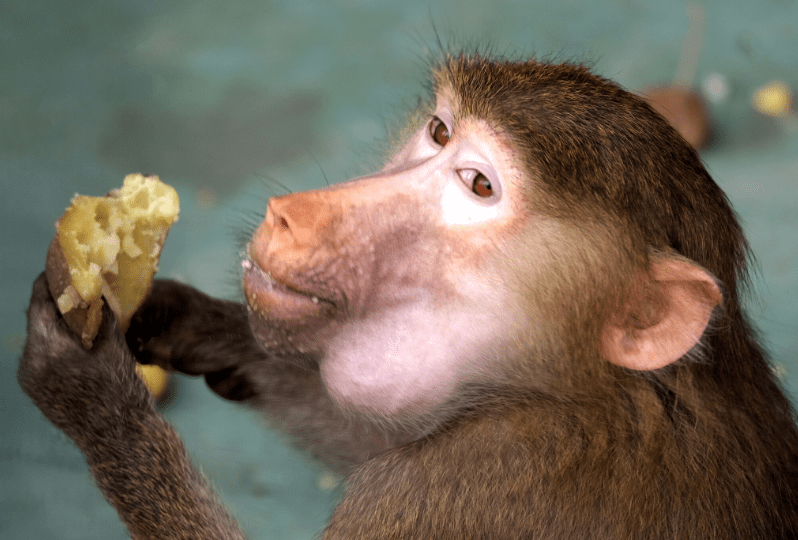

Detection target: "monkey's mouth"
[242, 257, 331, 321]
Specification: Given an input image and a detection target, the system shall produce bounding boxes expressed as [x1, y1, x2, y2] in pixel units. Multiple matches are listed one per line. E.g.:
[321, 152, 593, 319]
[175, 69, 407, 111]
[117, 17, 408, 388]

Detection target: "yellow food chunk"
[55, 173, 179, 331]
[752, 80, 793, 118]
[136, 363, 170, 401]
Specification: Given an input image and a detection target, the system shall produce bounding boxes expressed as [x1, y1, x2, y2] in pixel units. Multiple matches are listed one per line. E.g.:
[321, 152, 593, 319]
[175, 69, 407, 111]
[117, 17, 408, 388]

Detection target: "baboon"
[19, 53, 798, 539]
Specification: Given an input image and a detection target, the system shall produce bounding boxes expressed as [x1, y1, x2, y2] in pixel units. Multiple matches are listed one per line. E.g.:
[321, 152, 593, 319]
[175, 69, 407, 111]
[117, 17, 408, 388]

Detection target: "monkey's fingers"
[126, 279, 260, 377]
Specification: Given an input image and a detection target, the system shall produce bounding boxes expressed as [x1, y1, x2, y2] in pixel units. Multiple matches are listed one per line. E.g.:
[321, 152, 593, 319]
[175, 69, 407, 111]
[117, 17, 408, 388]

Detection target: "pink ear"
[602, 258, 722, 370]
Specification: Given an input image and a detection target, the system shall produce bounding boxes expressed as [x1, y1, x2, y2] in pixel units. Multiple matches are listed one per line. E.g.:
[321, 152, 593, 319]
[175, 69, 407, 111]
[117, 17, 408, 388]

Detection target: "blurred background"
[1, 0, 796, 538]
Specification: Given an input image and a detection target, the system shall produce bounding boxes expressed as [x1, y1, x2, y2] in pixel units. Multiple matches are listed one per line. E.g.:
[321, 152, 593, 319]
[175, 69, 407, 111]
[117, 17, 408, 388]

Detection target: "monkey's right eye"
[429, 116, 450, 147]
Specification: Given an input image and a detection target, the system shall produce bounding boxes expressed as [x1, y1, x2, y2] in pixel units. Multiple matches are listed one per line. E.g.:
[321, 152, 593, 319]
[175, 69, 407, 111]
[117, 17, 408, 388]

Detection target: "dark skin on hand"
[19, 54, 798, 539]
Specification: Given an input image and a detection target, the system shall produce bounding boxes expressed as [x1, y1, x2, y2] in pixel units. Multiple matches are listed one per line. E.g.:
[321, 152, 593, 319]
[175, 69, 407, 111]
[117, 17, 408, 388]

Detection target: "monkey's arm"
[126, 278, 410, 474]
[18, 275, 245, 540]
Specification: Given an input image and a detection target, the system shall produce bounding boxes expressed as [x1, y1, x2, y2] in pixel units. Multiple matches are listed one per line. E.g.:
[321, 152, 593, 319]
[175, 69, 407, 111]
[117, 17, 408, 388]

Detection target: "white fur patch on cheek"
[440, 182, 500, 226]
[321, 301, 492, 418]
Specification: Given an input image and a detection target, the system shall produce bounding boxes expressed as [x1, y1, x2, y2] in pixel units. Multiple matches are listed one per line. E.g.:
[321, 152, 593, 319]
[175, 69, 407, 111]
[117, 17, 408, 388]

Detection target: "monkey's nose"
[251, 192, 335, 264]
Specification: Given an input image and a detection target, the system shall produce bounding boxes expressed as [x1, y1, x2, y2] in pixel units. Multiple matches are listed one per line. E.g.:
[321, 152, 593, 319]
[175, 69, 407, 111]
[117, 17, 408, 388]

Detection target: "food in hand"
[45, 173, 179, 348]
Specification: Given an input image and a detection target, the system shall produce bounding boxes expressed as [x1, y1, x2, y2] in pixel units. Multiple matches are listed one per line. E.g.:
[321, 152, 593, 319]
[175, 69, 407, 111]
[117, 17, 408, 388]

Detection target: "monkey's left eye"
[472, 174, 493, 197]
[429, 116, 450, 146]
[458, 169, 497, 199]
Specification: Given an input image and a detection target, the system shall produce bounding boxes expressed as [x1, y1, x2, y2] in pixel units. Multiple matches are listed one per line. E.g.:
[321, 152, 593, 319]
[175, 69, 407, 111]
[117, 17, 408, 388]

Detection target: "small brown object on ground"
[643, 86, 711, 150]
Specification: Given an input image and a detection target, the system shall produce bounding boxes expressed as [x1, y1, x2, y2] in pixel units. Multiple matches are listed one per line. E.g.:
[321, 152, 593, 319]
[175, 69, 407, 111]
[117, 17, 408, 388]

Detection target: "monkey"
[18, 52, 798, 539]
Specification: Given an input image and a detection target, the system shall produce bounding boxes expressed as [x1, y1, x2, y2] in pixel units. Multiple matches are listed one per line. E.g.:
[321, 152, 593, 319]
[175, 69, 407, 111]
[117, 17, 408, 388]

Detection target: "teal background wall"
[2, 1, 797, 538]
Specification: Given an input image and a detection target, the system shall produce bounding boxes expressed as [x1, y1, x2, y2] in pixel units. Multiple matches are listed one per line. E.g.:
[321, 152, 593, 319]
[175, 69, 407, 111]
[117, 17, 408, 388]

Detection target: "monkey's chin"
[242, 258, 329, 323]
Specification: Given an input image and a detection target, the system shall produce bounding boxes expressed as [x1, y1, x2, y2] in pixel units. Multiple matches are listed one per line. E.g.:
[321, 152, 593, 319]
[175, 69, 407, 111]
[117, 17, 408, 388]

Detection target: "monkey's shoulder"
[334, 398, 798, 538]
[332, 404, 616, 537]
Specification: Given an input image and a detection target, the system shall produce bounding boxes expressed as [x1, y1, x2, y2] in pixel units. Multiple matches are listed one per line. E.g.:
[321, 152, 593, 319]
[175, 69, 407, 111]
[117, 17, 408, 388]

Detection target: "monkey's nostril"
[279, 217, 290, 230]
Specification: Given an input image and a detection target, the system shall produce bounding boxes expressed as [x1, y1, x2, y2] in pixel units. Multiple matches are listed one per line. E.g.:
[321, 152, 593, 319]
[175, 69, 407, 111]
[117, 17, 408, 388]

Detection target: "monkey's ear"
[601, 258, 722, 370]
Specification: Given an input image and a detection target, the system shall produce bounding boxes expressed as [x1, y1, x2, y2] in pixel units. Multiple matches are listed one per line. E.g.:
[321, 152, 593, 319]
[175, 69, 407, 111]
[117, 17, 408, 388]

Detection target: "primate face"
[242, 89, 535, 418]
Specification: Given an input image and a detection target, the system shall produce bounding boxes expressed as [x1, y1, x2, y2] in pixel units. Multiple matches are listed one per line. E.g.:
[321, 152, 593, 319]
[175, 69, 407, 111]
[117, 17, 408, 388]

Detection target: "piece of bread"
[45, 173, 179, 348]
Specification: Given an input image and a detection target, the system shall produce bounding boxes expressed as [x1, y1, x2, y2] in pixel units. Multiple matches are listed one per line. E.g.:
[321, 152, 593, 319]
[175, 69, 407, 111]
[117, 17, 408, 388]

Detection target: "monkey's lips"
[242, 258, 330, 321]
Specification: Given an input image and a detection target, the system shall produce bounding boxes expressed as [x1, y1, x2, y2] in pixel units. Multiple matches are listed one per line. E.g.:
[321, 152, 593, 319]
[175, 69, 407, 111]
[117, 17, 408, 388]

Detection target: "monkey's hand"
[126, 279, 262, 401]
[19, 274, 246, 539]
[18, 273, 152, 446]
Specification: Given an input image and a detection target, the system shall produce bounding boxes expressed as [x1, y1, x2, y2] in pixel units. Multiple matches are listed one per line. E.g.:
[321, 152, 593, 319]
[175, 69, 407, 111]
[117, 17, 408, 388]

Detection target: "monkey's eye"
[472, 174, 493, 197]
[429, 116, 450, 146]
[458, 169, 496, 199]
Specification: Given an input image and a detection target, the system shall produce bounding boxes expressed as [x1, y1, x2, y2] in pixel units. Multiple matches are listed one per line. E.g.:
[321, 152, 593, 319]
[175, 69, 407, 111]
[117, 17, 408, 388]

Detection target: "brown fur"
[18, 54, 798, 539]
